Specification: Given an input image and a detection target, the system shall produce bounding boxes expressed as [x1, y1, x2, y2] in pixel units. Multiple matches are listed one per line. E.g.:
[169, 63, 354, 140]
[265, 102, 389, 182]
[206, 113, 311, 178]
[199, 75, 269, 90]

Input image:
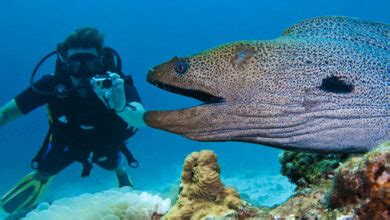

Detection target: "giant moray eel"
[146, 16, 389, 153]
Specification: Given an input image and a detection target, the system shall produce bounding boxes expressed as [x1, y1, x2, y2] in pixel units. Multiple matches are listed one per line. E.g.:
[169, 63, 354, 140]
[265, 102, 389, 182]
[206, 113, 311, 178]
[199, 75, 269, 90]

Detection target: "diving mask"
[63, 53, 104, 79]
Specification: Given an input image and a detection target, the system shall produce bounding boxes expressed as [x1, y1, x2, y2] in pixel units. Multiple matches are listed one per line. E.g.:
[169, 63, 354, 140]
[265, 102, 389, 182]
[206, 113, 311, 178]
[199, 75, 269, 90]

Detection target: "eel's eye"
[174, 61, 189, 75]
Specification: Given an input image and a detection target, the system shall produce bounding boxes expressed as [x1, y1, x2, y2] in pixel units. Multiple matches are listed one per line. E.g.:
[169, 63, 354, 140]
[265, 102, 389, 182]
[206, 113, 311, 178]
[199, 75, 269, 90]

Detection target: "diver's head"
[57, 27, 105, 83]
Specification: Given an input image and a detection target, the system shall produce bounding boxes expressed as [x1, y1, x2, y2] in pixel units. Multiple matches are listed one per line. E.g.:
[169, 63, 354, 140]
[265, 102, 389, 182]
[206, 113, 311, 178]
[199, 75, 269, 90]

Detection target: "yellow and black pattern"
[1, 171, 52, 213]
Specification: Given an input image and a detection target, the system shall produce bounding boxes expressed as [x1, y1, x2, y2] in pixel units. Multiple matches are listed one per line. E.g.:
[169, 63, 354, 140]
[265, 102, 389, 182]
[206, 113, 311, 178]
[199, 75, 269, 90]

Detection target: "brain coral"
[23, 187, 171, 220]
[163, 150, 243, 220]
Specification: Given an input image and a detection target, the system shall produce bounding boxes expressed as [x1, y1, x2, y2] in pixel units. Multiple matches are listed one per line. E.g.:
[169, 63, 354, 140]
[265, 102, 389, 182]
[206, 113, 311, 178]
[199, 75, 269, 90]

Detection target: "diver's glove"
[92, 72, 126, 112]
[117, 102, 146, 128]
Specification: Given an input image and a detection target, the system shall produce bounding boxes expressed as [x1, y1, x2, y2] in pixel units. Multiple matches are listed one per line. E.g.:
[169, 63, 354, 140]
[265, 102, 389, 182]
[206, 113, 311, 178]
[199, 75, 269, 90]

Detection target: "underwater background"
[0, 0, 388, 218]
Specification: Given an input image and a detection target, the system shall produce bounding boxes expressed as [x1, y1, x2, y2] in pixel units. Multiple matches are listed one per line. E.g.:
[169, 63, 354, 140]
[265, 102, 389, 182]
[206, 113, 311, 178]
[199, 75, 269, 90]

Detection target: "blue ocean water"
[0, 0, 388, 217]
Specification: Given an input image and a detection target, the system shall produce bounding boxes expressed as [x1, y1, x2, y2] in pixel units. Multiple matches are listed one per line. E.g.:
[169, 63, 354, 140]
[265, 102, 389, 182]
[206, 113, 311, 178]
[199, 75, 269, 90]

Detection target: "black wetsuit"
[15, 74, 141, 176]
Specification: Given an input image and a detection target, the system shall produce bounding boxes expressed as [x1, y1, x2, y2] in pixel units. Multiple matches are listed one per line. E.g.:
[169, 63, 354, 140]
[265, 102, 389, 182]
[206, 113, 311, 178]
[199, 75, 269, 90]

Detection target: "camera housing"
[91, 75, 113, 89]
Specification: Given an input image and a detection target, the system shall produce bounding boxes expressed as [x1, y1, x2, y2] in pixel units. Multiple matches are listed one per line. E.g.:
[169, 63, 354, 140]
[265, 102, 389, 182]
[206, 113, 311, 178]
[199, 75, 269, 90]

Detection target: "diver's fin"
[1, 171, 52, 214]
[4, 204, 38, 220]
[116, 172, 135, 189]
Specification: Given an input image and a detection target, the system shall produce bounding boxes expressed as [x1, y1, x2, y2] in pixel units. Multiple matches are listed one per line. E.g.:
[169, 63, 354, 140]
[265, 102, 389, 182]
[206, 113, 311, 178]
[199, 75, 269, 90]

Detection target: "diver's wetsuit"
[14, 74, 141, 176]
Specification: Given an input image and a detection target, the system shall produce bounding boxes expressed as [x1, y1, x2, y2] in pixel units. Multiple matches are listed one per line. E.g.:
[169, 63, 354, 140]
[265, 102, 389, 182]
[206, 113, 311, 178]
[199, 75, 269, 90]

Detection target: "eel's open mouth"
[148, 79, 225, 104]
[145, 67, 227, 138]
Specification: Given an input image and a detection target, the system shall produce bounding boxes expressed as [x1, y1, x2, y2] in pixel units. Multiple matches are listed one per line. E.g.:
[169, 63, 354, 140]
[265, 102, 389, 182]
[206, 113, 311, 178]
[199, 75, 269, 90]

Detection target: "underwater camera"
[91, 74, 113, 90]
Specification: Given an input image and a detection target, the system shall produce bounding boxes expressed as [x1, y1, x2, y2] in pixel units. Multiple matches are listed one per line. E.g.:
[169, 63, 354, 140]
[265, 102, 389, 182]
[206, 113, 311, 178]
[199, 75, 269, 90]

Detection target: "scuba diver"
[0, 27, 146, 217]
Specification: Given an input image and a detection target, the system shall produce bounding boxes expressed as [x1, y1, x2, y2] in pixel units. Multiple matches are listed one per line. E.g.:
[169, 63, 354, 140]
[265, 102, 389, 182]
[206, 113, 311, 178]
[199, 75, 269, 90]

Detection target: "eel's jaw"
[146, 67, 228, 138]
[144, 102, 382, 153]
[144, 105, 226, 141]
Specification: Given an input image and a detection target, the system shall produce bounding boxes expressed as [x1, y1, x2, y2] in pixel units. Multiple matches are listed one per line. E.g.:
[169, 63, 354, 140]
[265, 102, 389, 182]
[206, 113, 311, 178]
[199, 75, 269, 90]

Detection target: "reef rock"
[265, 142, 389, 219]
[327, 142, 390, 219]
[279, 151, 348, 188]
[264, 180, 351, 219]
[163, 150, 245, 220]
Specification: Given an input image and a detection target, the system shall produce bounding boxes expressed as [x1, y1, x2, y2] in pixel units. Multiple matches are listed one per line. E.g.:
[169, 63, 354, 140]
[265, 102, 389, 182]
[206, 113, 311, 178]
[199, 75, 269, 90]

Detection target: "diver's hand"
[109, 72, 127, 112]
[117, 102, 146, 128]
[93, 72, 126, 112]
[0, 99, 24, 127]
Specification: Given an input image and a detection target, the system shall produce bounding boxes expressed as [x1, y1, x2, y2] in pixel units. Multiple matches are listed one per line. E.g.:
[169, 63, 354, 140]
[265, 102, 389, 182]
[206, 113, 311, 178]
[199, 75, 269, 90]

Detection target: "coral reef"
[164, 145, 388, 219]
[327, 142, 390, 220]
[163, 150, 248, 220]
[24, 187, 171, 220]
[262, 142, 389, 219]
[21, 143, 388, 220]
[279, 151, 348, 188]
